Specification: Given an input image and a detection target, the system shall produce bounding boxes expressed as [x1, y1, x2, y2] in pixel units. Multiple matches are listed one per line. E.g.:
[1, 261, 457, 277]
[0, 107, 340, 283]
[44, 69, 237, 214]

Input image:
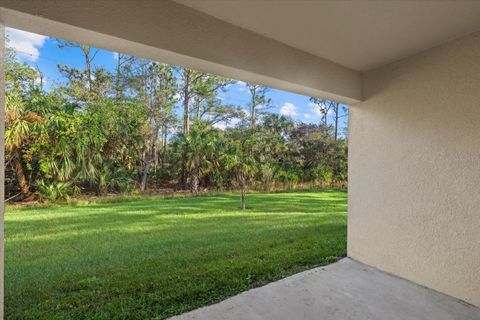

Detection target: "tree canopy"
[5, 40, 348, 206]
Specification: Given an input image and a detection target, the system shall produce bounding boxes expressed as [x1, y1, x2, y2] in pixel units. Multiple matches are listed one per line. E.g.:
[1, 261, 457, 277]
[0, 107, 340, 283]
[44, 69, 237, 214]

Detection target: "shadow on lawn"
[7, 210, 346, 244]
[6, 192, 347, 242]
[5, 191, 347, 320]
[89, 192, 346, 214]
[13, 210, 345, 239]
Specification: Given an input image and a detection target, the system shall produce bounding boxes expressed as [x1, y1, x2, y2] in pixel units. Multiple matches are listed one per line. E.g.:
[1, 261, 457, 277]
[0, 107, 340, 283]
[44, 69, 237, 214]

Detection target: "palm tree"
[5, 94, 42, 200]
[177, 121, 218, 193]
[223, 138, 256, 210]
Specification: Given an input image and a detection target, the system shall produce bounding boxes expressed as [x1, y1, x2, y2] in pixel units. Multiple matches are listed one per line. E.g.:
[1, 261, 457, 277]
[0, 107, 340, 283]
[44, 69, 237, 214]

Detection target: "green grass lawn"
[5, 190, 347, 320]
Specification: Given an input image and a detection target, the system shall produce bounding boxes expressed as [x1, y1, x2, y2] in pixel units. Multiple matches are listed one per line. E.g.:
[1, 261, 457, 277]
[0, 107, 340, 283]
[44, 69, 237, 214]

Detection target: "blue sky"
[5, 27, 348, 131]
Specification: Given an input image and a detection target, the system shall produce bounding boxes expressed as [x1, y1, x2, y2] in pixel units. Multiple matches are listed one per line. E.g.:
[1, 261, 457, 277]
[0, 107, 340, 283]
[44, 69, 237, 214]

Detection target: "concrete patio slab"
[170, 258, 480, 320]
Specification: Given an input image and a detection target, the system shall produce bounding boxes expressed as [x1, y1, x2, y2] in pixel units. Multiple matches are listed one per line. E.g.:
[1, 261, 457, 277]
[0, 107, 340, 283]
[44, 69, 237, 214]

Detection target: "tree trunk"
[82, 46, 93, 92]
[13, 151, 32, 200]
[154, 143, 158, 169]
[334, 103, 339, 141]
[239, 174, 246, 210]
[194, 97, 201, 120]
[116, 52, 121, 99]
[162, 124, 167, 169]
[240, 187, 246, 210]
[250, 86, 256, 129]
[190, 165, 199, 194]
[181, 69, 191, 189]
[140, 159, 150, 191]
[183, 70, 191, 136]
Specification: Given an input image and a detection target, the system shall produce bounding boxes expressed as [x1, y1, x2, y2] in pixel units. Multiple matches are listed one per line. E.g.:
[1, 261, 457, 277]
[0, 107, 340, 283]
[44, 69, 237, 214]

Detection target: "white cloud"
[313, 108, 323, 117]
[308, 101, 317, 108]
[312, 106, 333, 117]
[280, 102, 298, 116]
[230, 118, 241, 126]
[237, 80, 247, 92]
[6, 27, 47, 61]
[304, 113, 311, 119]
[112, 52, 119, 60]
[213, 117, 243, 131]
[34, 74, 48, 87]
[213, 122, 227, 130]
[309, 100, 334, 117]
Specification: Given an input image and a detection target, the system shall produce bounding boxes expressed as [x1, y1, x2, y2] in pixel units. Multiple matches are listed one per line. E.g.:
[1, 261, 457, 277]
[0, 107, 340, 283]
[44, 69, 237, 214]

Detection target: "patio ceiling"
[1, 1, 480, 103]
[177, 0, 480, 72]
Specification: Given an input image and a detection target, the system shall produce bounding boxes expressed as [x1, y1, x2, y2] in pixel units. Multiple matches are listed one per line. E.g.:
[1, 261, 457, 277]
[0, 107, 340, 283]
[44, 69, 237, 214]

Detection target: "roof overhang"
[1, 1, 479, 104]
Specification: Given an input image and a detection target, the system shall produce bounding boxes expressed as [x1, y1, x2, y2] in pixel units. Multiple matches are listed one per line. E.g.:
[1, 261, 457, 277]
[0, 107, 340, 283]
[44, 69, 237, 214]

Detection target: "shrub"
[35, 180, 73, 202]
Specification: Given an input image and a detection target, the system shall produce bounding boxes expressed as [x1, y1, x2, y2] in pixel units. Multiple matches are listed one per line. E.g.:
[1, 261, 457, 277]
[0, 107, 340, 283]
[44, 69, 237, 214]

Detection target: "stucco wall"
[348, 32, 480, 306]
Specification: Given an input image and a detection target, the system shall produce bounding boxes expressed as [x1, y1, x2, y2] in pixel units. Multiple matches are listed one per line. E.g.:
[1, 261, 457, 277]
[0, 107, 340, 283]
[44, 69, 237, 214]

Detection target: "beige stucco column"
[0, 20, 4, 320]
[348, 32, 480, 307]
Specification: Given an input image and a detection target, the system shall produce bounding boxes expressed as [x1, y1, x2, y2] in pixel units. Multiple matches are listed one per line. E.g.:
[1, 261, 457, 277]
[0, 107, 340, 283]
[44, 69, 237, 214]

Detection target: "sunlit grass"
[5, 190, 347, 319]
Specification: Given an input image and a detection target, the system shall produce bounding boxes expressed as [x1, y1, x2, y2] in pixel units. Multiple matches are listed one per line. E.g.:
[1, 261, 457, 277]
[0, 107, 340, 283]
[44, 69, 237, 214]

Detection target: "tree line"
[5, 39, 348, 206]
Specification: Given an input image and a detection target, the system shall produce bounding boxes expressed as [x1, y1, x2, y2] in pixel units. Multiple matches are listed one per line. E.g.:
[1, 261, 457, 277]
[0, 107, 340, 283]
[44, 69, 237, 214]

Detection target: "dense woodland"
[5, 40, 348, 204]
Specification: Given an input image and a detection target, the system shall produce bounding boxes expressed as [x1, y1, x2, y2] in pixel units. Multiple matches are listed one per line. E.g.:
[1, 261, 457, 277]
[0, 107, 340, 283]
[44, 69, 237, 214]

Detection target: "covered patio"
[171, 258, 479, 320]
[0, 0, 479, 318]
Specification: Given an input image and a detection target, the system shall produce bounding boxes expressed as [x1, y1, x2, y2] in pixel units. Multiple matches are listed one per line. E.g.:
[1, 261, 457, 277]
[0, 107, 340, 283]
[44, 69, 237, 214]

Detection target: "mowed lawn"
[5, 190, 347, 320]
